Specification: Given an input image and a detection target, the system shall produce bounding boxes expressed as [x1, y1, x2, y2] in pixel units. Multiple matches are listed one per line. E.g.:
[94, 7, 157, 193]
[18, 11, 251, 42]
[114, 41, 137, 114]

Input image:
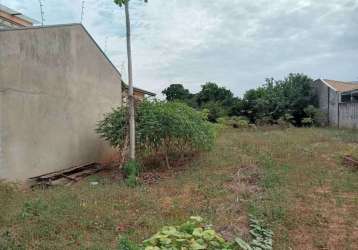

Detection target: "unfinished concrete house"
[0, 22, 127, 180]
[315, 79, 358, 129]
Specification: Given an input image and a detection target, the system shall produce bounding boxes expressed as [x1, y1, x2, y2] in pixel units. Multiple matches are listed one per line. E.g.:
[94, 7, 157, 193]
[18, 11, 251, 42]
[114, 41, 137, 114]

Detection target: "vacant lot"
[1, 128, 357, 249]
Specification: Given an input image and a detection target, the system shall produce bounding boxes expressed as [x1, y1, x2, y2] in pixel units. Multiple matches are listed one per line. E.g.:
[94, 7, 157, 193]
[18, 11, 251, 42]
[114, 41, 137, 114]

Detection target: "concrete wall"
[315, 79, 340, 126]
[338, 103, 358, 129]
[315, 80, 329, 125]
[0, 24, 122, 180]
[328, 88, 340, 126]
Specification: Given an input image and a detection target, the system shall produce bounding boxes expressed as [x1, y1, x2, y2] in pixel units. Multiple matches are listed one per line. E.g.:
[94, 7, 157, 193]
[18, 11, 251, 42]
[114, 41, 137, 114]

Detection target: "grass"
[0, 127, 357, 249]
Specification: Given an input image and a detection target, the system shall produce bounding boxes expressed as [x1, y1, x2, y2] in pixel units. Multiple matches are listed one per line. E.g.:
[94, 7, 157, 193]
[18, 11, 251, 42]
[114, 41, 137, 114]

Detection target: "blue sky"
[2, 0, 358, 96]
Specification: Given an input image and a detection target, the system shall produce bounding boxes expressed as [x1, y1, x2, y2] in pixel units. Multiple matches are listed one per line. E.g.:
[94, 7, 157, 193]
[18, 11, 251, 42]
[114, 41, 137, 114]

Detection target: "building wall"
[316, 80, 329, 125]
[316, 79, 340, 126]
[0, 24, 122, 180]
[338, 103, 358, 129]
[328, 88, 340, 126]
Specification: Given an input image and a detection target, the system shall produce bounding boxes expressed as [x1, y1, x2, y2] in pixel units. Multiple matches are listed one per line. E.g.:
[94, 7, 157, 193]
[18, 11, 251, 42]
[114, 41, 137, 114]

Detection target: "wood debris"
[28, 163, 102, 188]
[342, 155, 358, 170]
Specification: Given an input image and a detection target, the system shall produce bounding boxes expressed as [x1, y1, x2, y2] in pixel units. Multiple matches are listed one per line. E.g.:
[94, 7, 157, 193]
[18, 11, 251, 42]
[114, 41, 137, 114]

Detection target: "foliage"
[97, 101, 215, 160]
[196, 82, 234, 107]
[301, 117, 313, 126]
[142, 216, 249, 250]
[162, 82, 237, 123]
[96, 107, 128, 149]
[241, 74, 317, 125]
[162, 84, 192, 102]
[248, 216, 273, 250]
[123, 160, 141, 177]
[161, 74, 318, 126]
[303, 105, 326, 126]
[218, 116, 250, 128]
[114, 0, 147, 7]
[122, 160, 141, 187]
[118, 236, 141, 250]
[202, 101, 229, 122]
[20, 199, 48, 219]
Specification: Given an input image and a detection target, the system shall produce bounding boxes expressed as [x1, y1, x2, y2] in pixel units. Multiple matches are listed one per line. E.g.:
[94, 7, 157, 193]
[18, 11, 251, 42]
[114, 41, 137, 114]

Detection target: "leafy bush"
[142, 216, 249, 250]
[301, 117, 313, 126]
[97, 101, 215, 162]
[218, 116, 250, 128]
[116, 216, 272, 250]
[248, 216, 273, 250]
[240, 74, 317, 126]
[118, 236, 141, 250]
[123, 160, 140, 178]
[303, 105, 326, 126]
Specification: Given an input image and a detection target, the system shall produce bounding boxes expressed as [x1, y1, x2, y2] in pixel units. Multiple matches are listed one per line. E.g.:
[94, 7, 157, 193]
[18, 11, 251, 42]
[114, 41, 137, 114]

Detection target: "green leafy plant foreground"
[143, 216, 234, 249]
[118, 216, 251, 250]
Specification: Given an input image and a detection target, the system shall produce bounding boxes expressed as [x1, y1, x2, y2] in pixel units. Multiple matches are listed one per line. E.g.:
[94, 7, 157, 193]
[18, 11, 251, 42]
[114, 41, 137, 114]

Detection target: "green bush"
[218, 116, 250, 128]
[122, 160, 141, 187]
[97, 101, 215, 160]
[118, 236, 141, 250]
[122, 160, 140, 178]
[142, 216, 250, 250]
[303, 105, 326, 126]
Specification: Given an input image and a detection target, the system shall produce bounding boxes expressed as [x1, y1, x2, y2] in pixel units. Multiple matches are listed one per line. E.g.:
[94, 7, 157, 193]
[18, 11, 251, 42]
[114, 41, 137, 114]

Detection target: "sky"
[1, 0, 358, 97]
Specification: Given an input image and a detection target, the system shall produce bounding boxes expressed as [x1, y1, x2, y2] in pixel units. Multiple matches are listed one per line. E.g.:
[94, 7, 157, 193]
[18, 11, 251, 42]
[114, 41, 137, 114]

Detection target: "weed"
[117, 236, 140, 250]
[20, 198, 48, 219]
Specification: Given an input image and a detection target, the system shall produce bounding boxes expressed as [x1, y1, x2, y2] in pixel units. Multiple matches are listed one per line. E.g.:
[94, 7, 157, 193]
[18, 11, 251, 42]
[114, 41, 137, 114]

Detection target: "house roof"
[121, 81, 156, 96]
[321, 79, 358, 92]
[0, 4, 38, 25]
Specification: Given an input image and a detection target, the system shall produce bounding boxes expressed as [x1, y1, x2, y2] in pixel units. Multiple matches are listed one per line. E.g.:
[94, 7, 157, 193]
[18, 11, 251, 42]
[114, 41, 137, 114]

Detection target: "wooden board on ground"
[28, 163, 102, 187]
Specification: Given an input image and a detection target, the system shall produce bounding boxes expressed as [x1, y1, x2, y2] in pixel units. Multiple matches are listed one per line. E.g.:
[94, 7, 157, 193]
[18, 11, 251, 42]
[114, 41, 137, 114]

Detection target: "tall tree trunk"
[125, 1, 135, 160]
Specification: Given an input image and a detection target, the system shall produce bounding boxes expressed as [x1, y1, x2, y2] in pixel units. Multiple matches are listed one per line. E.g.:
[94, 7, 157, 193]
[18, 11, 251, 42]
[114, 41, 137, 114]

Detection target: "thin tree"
[114, 0, 147, 161]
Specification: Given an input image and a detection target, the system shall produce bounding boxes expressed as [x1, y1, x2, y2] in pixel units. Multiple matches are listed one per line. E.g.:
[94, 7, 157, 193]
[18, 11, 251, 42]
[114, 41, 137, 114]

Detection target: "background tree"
[161, 73, 317, 125]
[162, 84, 191, 102]
[114, 0, 147, 161]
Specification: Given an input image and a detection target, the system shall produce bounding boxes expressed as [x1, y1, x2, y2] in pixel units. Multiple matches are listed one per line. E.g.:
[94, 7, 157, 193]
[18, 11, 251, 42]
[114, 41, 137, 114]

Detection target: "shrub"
[301, 117, 313, 127]
[303, 105, 326, 126]
[122, 160, 140, 178]
[122, 160, 141, 187]
[142, 216, 250, 250]
[218, 116, 250, 128]
[97, 101, 215, 162]
[118, 236, 141, 250]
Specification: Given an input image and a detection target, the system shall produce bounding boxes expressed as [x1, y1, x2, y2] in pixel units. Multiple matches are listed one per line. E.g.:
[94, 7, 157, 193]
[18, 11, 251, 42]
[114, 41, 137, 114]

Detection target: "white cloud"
[2, 0, 357, 96]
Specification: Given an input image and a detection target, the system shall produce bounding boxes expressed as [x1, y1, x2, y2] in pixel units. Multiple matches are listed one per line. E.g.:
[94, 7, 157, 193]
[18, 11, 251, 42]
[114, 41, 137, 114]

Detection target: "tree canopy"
[162, 73, 318, 125]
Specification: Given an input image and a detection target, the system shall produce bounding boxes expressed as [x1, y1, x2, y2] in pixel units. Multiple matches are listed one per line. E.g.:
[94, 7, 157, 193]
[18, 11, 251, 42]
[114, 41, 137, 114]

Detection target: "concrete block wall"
[0, 24, 122, 180]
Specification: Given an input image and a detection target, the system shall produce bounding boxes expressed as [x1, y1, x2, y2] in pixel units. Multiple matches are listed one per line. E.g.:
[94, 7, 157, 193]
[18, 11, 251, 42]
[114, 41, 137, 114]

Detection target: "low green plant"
[249, 216, 273, 250]
[303, 105, 325, 126]
[118, 236, 141, 250]
[218, 116, 250, 128]
[301, 117, 313, 126]
[122, 160, 141, 187]
[20, 198, 48, 219]
[142, 216, 250, 250]
[123, 160, 141, 178]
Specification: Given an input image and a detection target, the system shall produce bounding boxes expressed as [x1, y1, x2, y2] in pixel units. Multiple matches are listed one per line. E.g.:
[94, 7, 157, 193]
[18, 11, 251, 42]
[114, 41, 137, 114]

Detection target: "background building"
[0, 4, 36, 29]
[315, 79, 358, 129]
